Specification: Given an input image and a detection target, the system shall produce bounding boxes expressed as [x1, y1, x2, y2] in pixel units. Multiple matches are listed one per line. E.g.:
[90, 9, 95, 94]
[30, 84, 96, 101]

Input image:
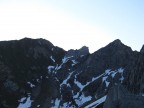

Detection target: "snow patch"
[102, 68, 124, 87]
[118, 68, 124, 83]
[56, 64, 62, 70]
[60, 72, 74, 86]
[17, 96, 32, 108]
[27, 82, 35, 88]
[74, 73, 104, 91]
[111, 71, 117, 78]
[50, 56, 55, 62]
[105, 69, 111, 75]
[118, 68, 124, 73]
[75, 94, 92, 106]
[72, 60, 78, 66]
[48, 66, 55, 73]
[18, 97, 26, 103]
[74, 78, 84, 91]
[61, 102, 71, 108]
[37, 105, 40, 107]
[85, 95, 107, 108]
[51, 98, 60, 108]
[80, 55, 84, 57]
[102, 76, 110, 87]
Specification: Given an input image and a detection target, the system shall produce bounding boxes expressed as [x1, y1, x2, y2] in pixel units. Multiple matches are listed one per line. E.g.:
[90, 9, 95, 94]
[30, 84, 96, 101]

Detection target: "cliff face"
[0, 38, 144, 108]
[103, 85, 144, 108]
[0, 38, 65, 108]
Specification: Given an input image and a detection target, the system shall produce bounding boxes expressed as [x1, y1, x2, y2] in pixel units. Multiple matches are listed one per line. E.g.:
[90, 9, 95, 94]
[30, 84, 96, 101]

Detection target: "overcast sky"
[0, 0, 144, 53]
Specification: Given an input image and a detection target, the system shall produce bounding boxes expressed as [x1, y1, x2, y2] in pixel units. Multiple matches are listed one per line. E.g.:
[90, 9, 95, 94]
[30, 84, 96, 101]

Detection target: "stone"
[103, 85, 144, 108]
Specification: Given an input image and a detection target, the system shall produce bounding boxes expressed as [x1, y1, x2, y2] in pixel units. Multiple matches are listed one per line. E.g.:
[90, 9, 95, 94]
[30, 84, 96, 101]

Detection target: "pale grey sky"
[0, 0, 144, 53]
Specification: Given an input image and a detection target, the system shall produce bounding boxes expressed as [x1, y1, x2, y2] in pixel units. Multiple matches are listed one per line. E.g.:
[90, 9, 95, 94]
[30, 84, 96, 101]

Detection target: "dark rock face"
[0, 38, 65, 108]
[65, 46, 89, 59]
[0, 38, 144, 108]
[140, 45, 144, 54]
[103, 85, 144, 108]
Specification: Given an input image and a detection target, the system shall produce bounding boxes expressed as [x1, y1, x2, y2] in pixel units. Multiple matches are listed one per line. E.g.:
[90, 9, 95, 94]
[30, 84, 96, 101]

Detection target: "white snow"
[102, 76, 108, 82]
[27, 82, 35, 88]
[73, 92, 79, 99]
[56, 65, 62, 70]
[54, 56, 73, 71]
[85, 95, 107, 108]
[55, 77, 59, 82]
[73, 68, 124, 106]
[72, 60, 78, 66]
[51, 98, 60, 108]
[62, 102, 68, 107]
[80, 55, 84, 57]
[111, 71, 117, 78]
[62, 57, 69, 64]
[105, 81, 110, 87]
[48, 66, 55, 73]
[74, 78, 84, 91]
[67, 83, 71, 88]
[104, 68, 124, 79]
[61, 102, 74, 108]
[17, 96, 32, 108]
[18, 97, 26, 103]
[60, 72, 73, 86]
[119, 76, 124, 83]
[91, 73, 104, 81]
[75, 93, 92, 106]
[118, 68, 124, 83]
[37, 105, 40, 107]
[105, 69, 111, 75]
[74, 73, 105, 91]
[62, 56, 73, 63]
[102, 76, 110, 87]
[118, 68, 124, 73]
[50, 56, 55, 62]
[102, 68, 124, 87]
[73, 73, 105, 106]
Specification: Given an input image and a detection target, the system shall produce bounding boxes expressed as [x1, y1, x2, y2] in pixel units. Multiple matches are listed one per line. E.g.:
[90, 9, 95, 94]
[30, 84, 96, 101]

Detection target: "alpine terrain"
[0, 38, 144, 108]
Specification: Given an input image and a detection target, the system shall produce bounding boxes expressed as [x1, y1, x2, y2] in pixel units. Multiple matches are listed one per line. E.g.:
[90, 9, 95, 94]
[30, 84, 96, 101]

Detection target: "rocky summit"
[0, 38, 144, 108]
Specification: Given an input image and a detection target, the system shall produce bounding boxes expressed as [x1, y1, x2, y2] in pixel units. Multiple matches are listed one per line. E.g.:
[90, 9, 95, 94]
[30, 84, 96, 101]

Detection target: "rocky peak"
[0, 38, 144, 108]
[19, 37, 54, 48]
[65, 46, 89, 59]
[78, 46, 89, 54]
[105, 39, 131, 51]
[140, 45, 144, 54]
[85, 39, 133, 68]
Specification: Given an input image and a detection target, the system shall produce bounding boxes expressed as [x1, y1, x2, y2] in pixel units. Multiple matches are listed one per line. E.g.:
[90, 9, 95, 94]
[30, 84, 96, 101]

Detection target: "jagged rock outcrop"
[65, 46, 89, 59]
[0, 38, 65, 108]
[0, 38, 144, 108]
[140, 45, 144, 54]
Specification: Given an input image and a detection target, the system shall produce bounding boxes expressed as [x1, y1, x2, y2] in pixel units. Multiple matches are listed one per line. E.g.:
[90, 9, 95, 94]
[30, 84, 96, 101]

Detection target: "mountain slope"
[0, 38, 144, 108]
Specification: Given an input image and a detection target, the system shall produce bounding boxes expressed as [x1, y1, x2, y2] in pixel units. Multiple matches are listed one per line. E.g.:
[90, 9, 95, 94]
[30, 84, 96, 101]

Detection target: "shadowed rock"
[104, 85, 144, 108]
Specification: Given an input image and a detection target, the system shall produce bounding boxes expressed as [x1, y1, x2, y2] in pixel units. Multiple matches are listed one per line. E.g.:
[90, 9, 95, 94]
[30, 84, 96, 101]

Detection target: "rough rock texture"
[65, 46, 89, 59]
[0, 38, 144, 108]
[103, 85, 144, 108]
[140, 45, 144, 54]
[0, 38, 65, 108]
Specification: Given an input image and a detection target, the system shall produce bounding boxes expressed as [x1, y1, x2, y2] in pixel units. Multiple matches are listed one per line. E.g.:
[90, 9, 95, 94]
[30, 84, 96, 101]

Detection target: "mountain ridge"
[0, 38, 144, 108]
